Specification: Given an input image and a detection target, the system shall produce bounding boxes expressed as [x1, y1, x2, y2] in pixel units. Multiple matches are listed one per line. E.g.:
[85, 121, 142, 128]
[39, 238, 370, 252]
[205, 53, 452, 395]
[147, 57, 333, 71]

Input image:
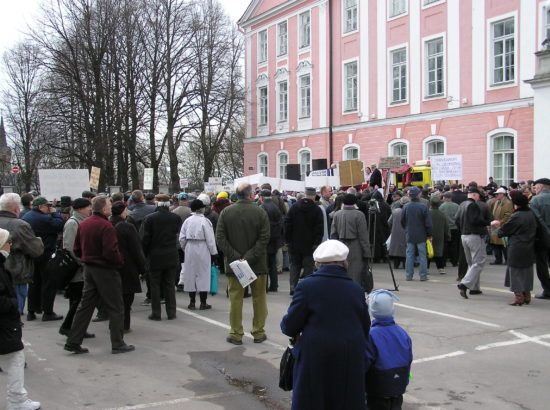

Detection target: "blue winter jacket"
[365, 318, 412, 398]
[401, 199, 432, 244]
[22, 209, 64, 252]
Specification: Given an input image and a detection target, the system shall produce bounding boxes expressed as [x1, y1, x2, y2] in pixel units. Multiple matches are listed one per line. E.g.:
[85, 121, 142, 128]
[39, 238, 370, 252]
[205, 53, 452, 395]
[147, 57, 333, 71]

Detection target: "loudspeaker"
[286, 164, 301, 181]
[312, 159, 328, 171]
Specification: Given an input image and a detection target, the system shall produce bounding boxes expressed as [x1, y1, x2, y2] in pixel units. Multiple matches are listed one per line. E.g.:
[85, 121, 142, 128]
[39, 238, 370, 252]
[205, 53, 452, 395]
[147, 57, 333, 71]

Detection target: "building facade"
[239, 0, 549, 186]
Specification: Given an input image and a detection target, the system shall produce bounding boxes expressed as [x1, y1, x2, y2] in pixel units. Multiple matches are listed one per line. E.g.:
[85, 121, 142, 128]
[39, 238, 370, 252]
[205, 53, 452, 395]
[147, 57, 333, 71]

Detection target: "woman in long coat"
[429, 197, 450, 274]
[179, 200, 217, 310]
[281, 240, 370, 410]
[110, 201, 145, 333]
[330, 194, 371, 290]
[494, 194, 537, 306]
[370, 190, 391, 262]
[388, 196, 409, 268]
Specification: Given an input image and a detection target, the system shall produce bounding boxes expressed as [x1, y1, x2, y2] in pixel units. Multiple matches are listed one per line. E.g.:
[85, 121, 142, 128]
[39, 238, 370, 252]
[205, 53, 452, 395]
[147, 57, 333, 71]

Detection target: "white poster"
[430, 155, 463, 181]
[305, 175, 340, 189]
[38, 169, 90, 201]
[143, 168, 154, 190]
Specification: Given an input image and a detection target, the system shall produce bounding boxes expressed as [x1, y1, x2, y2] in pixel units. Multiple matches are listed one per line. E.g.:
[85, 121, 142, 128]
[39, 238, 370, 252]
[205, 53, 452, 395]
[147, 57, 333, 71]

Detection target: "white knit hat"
[197, 193, 211, 206]
[0, 228, 10, 249]
[313, 240, 349, 263]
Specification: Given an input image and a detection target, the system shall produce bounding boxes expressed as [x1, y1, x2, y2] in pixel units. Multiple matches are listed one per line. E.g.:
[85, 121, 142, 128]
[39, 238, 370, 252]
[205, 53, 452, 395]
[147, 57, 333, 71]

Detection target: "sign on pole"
[430, 155, 463, 181]
[143, 168, 154, 190]
[11, 166, 19, 174]
[179, 178, 189, 189]
[339, 160, 364, 186]
[89, 167, 101, 190]
[378, 156, 402, 169]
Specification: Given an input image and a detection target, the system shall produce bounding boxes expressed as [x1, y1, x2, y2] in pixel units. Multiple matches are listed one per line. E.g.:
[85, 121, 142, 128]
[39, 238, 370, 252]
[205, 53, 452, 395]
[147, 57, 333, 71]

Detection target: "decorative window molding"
[388, 139, 409, 164]
[422, 135, 447, 160]
[277, 150, 289, 179]
[342, 143, 360, 161]
[486, 128, 517, 187]
[298, 148, 312, 181]
[257, 153, 269, 176]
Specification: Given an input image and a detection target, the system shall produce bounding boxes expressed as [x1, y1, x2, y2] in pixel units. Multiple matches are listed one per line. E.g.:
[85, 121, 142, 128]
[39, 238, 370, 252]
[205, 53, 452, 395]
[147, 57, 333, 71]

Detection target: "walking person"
[216, 183, 270, 345]
[259, 190, 283, 292]
[440, 192, 460, 267]
[530, 178, 550, 299]
[64, 196, 134, 354]
[0, 228, 41, 410]
[179, 199, 217, 310]
[488, 188, 513, 265]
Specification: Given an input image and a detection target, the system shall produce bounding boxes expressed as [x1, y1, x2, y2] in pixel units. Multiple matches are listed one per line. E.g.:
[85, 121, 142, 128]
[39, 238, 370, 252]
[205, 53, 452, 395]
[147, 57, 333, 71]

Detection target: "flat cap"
[534, 178, 550, 186]
[313, 240, 349, 263]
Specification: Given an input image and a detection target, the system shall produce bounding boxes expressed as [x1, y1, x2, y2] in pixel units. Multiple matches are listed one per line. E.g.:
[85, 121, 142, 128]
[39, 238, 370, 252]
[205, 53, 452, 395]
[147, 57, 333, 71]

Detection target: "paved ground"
[2, 260, 549, 410]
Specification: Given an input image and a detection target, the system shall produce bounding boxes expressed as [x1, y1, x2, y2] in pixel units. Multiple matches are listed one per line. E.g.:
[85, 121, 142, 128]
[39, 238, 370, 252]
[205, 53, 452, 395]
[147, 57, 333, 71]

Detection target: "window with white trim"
[425, 37, 444, 97]
[258, 30, 267, 64]
[299, 11, 311, 49]
[344, 61, 358, 112]
[391, 48, 407, 103]
[344, 146, 359, 160]
[299, 74, 311, 118]
[344, 0, 358, 33]
[278, 21, 288, 57]
[299, 150, 311, 181]
[389, 0, 407, 18]
[258, 154, 268, 176]
[278, 152, 288, 179]
[391, 142, 408, 164]
[492, 18, 515, 84]
[278, 81, 288, 122]
[492, 135, 514, 187]
[258, 86, 268, 126]
[426, 140, 445, 158]
[546, 9, 550, 41]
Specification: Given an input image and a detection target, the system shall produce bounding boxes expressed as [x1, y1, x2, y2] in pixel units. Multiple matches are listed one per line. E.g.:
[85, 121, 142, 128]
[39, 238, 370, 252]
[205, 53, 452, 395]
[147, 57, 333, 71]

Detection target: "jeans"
[14, 284, 27, 314]
[405, 242, 427, 279]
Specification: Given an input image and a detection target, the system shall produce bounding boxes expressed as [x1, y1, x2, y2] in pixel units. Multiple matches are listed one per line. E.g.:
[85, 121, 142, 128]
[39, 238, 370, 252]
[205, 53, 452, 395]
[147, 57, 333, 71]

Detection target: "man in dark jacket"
[65, 196, 134, 354]
[401, 187, 432, 281]
[370, 164, 383, 190]
[284, 187, 324, 294]
[259, 189, 283, 292]
[450, 184, 467, 204]
[527, 178, 550, 299]
[22, 197, 65, 321]
[126, 190, 155, 232]
[141, 194, 182, 320]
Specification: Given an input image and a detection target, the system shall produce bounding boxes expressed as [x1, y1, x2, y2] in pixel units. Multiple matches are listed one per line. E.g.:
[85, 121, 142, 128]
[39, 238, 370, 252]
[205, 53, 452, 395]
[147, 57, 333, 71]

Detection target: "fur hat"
[72, 198, 91, 210]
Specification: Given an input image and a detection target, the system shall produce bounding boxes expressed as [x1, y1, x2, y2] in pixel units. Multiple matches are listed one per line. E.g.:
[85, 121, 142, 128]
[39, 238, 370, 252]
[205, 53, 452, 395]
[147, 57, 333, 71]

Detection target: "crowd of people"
[0, 171, 549, 409]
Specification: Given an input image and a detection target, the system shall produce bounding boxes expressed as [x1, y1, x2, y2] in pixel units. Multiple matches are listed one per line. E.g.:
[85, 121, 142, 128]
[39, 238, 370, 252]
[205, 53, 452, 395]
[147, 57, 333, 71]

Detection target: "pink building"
[238, 0, 549, 187]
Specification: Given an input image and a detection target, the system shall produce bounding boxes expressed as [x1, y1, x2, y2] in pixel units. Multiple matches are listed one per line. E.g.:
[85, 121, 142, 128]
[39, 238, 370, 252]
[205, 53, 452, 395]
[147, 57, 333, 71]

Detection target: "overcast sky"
[0, 0, 252, 55]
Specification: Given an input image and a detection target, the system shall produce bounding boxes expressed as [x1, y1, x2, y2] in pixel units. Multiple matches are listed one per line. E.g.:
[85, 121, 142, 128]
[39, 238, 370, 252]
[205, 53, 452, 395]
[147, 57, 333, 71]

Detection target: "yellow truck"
[391, 160, 440, 189]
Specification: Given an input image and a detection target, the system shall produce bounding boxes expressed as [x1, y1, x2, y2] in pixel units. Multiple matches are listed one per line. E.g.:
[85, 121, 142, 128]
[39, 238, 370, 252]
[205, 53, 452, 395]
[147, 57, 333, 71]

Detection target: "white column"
[409, 0, 421, 114]
[519, 0, 536, 98]
[360, 0, 369, 122]
[319, 1, 328, 127]
[447, 0, 460, 108]
[471, 0, 485, 105]
[377, 0, 387, 119]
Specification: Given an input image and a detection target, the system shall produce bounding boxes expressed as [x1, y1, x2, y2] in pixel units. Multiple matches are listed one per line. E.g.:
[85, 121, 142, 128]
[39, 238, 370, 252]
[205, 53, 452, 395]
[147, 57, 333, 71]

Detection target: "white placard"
[208, 177, 223, 185]
[38, 169, 90, 201]
[309, 169, 330, 176]
[229, 259, 258, 287]
[233, 173, 264, 187]
[305, 175, 340, 189]
[179, 178, 188, 189]
[430, 155, 463, 181]
[143, 168, 154, 190]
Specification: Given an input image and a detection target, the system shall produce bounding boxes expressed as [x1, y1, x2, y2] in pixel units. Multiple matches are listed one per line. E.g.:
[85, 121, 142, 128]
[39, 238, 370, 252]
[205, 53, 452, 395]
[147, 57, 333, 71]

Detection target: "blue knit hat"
[368, 289, 399, 319]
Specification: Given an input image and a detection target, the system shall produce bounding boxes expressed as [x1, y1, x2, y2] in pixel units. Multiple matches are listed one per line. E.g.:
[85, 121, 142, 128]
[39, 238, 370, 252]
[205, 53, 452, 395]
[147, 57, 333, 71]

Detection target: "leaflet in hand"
[229, 259, 258, 288]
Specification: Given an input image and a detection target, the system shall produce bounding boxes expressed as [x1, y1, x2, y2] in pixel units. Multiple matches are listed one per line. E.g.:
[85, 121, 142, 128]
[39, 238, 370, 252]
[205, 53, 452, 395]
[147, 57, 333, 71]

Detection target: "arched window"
[343, 144, 359, 160]
[491, 134, 514, 186]
[299, 149, 311, 181]
[258, 153, 268, 176]
[277, 152, 288, 179]
[390, 142, 408, 164]
[424, 137, 445, 159]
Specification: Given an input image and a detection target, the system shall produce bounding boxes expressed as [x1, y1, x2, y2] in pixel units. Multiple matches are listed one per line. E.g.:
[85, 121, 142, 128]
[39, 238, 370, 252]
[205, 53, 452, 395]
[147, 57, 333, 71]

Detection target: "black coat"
[370, 168, 382, 189]
[284, 198, 324, 254]
[142, 207, 183, 271]
[498, 208, 537, 268]
[0, 253, 24, 355]
[111, 216, 145, 294]
[261, 199, 283, 254]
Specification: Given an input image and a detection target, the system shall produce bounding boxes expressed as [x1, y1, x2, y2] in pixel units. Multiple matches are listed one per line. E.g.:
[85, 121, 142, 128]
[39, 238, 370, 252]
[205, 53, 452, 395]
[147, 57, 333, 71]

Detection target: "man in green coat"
[216, 183, 270, 345]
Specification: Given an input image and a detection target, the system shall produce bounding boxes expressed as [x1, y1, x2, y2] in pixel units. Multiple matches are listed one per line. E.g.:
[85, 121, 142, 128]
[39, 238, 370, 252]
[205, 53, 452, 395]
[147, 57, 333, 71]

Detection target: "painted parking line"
[102, 391, 244, 410]
[412, 350, 466, 364]
[395, 303, 501, 328]
[476, 330, 550, 351]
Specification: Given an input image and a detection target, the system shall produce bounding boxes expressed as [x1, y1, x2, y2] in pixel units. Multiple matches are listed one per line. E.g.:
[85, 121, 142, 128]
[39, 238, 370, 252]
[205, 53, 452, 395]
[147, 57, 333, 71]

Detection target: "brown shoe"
[457, 284, 468, 299]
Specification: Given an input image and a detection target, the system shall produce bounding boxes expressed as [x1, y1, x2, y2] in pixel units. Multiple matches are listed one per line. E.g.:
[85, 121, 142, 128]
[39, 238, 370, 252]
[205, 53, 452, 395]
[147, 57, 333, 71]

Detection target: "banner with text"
[143, 168, 154, 190]
[430, 155, 463, 181]
[89, 166, 101, 190]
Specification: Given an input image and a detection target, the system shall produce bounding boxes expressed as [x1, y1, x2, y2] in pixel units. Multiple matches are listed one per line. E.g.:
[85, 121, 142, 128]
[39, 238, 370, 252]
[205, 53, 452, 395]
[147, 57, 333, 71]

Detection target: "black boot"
[188, 292, 196, 310]
[199, 291, 211, 310]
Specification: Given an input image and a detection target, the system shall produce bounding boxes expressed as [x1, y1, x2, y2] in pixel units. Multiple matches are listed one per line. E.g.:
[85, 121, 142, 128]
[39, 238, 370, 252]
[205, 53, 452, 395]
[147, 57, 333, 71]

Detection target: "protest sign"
[39, 169, 90, 200]
[430, 155, 463, 181]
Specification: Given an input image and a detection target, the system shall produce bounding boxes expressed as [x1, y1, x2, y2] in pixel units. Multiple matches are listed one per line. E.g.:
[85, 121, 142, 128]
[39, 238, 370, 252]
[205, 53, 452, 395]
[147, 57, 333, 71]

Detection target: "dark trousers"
[428, 256, 445, 269]
[150, 268, 176, 318]
[457, 238, 468, 279]
[367, 395, 403, 410]
[123, 293, 134, 331]
[289, 251, 314, 292]
[392, 257, 405, 269]
[67, 265, 125, 348]
[28, 251, 57, 314]
[266, 252, 278, 291]
[535, 248, 550, 295]
[493, 244, 507, 264]
[446, 229, 460, 266]
[61, 281, 83, 330]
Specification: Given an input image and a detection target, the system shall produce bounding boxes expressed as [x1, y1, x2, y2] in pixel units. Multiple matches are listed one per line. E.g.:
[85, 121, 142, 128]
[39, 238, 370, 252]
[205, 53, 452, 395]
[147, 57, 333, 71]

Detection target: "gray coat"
[388, 208, 407, 258]
[430, 209, 450, 257]
[331, 207, 371, 286]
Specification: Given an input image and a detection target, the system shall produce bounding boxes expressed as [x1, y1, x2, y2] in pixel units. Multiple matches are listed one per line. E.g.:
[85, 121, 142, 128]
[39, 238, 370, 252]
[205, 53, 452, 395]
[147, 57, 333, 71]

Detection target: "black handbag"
[279, 338, 296, 391]
[46, 249, 80, 290]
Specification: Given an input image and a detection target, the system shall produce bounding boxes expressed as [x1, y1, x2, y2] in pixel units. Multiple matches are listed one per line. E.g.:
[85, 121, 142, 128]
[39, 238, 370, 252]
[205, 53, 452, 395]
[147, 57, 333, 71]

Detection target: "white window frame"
[298, 148, 312, 181]
[343, 59, 359, 113]
[423, 136, 447, 160]
[539, 2, 550, 48]
[422, 0, 445, 9]
[423, 34, 446, 99]
[277, 21, 288, 57]
[389, 45, 408, 105]
[277, 151, 289, 179]
[486, 129, 517, 187]
[487, 13, 517, 89]
[388, 0, 408, 20]
[343, 0, 359, 35]
[258, 153, 269, 177]
[258, 85, 268, 127]
[258, 30, 268, 65]
[298, 11, 311, 50]
[277, 80, 288, 123]
[388, 139, 409, 165]
[342, 143, 360, 161]
[299, 74, 311, 119]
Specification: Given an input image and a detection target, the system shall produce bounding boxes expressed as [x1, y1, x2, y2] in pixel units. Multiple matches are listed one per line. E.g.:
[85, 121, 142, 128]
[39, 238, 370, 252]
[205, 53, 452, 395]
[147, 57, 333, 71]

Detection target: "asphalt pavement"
[2, 260, 549, 410]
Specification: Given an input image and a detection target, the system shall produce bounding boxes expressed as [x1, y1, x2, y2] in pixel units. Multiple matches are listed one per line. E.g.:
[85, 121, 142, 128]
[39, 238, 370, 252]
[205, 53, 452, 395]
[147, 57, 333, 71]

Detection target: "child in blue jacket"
[365, 289, 412, 410]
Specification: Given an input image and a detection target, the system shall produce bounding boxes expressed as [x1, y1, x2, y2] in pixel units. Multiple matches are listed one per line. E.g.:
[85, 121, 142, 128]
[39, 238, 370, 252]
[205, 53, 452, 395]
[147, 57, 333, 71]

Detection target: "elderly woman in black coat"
[281, 240, 370, 410]
[492, 194, 536, 306]
[110, 201, 146, 332]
